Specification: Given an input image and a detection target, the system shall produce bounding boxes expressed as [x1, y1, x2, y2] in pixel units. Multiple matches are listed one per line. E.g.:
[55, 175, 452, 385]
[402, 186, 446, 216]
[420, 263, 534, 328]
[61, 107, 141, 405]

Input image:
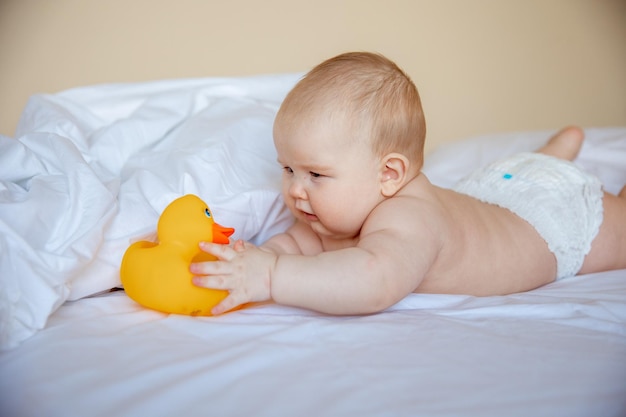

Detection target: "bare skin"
[191, 126, 626, 315]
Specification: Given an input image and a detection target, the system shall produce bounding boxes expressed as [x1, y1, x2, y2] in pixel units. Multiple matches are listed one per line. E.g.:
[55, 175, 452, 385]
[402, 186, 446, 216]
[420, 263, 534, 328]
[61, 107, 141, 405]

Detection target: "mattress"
[0, 74, 625, 417]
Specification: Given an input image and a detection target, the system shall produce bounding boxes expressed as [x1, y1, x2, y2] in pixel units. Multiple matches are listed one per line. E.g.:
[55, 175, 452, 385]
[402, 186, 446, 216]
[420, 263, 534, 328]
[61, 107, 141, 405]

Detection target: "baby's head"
[274, 52, 426, 171]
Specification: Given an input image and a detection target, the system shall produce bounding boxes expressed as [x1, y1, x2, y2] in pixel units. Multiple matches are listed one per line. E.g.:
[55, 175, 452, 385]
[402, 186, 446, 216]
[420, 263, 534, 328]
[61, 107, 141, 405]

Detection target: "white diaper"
[454, 152, 604, 279]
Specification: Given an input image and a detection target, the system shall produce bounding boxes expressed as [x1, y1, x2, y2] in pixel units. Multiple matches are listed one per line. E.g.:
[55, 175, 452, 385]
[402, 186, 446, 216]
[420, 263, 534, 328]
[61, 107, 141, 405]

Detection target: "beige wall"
[1, 0, 625, 150]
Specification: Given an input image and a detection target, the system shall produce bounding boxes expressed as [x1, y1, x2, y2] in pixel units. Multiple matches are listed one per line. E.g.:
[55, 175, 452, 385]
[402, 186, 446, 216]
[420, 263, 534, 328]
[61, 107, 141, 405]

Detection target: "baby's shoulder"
[359, 180, 451, 265]
[367, 179, 450, 232]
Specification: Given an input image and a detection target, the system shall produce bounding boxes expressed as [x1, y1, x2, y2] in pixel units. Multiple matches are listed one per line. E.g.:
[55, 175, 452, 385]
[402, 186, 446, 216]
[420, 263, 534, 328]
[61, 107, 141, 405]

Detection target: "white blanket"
[0, 75, 301, 349]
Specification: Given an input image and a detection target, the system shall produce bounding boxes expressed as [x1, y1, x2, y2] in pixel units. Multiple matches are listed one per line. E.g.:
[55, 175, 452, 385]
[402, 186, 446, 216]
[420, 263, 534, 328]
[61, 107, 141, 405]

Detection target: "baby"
[190, 52, 626, 315]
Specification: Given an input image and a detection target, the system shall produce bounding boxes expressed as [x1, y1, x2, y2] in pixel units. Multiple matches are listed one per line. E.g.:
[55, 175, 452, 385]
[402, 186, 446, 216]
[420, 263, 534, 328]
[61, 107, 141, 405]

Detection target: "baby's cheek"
[283, 199, 298, 215]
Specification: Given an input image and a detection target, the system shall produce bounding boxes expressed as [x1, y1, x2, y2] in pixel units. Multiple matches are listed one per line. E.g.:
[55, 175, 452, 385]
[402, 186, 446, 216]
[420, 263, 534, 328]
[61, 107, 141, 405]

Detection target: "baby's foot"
[536, 126, 584, 161]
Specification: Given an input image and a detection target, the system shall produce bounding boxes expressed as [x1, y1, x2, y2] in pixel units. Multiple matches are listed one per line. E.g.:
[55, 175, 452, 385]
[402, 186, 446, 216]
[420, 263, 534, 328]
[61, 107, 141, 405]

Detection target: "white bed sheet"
[1, 269, 625, 417]
[1, 74, 625, 417]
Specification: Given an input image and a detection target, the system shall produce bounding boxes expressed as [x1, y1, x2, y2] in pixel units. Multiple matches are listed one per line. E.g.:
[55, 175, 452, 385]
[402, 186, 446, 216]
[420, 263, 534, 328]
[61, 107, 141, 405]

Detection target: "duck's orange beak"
[212, 222, 235, 244]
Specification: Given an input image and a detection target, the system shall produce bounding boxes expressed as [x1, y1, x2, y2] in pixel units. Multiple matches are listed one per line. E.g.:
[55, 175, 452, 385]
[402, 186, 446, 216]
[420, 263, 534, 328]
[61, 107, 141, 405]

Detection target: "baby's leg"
[579, 188, 626, 274]
[536, 126, 584, 161]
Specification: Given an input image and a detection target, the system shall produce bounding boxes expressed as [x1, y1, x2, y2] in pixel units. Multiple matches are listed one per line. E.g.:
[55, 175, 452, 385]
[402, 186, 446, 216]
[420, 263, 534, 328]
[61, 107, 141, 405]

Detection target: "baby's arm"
[261, 220, 324, 256]
[268, 199, 441, 314]
[268, 238, 424, 314]
[191, 199, 439, 315]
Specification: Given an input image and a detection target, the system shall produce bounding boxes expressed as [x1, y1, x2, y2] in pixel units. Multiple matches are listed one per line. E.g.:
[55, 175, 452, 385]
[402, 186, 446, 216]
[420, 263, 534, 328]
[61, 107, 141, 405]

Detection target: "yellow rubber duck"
[120, 194, 235, 315]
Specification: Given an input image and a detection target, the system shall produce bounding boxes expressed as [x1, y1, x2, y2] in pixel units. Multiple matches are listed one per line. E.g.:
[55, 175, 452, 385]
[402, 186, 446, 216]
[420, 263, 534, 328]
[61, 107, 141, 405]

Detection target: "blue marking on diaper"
[502, 173, 513, 180]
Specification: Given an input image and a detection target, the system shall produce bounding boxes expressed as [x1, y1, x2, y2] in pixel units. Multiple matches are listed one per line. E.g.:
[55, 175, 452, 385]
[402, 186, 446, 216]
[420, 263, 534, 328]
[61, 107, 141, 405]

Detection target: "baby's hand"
[190, 240, 275, 315]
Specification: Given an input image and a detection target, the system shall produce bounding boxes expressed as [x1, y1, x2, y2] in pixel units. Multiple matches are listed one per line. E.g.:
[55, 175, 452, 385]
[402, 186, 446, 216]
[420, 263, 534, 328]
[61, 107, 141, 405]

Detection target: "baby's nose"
[288, 178, 307, 200]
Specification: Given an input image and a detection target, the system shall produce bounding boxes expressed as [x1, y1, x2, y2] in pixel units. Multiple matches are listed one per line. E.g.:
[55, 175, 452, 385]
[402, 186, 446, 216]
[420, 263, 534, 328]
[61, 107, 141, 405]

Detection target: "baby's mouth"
[300, 209, 318, 221]
[294, 202, 318, 221]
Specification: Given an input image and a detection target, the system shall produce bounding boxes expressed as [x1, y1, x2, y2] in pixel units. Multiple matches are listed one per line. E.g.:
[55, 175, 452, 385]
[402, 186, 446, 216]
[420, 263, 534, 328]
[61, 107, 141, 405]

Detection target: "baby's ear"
[380, 153, 410, 197]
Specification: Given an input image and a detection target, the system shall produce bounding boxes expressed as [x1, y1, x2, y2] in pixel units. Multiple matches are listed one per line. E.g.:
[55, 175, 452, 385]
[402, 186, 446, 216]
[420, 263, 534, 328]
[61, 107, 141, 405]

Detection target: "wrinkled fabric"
[0, 74, 301, 349]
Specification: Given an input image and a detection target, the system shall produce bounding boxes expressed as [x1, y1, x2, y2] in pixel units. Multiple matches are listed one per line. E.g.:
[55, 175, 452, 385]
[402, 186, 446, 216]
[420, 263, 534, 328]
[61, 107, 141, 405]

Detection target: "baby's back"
[416, 186, 557, 296]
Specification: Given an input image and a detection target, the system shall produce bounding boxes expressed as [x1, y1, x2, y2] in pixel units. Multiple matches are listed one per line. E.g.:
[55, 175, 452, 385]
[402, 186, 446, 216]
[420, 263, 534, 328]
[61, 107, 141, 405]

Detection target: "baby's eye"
[283, 167, 293, 174]
[309, 171, 321, 178]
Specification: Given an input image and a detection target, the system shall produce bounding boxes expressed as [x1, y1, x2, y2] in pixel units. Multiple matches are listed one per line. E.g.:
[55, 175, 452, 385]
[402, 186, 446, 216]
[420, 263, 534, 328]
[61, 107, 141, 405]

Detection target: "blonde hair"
[274, 52, 426, 167]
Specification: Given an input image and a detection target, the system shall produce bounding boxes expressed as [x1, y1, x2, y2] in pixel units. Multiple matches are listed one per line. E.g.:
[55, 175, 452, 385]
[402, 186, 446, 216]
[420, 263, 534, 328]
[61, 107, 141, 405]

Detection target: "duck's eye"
[204, 208, 212, 218]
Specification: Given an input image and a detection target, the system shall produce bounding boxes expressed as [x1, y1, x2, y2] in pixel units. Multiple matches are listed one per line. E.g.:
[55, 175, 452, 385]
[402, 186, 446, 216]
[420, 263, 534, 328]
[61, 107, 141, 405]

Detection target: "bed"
[1, 74, 625, 417]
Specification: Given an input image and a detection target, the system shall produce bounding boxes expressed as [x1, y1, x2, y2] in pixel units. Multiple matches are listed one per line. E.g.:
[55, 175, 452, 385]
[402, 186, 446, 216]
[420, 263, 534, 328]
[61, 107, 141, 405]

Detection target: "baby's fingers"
[192, 274, 230, 290]
[211, 294, 242, 315]
[189, 260, 232, 276]
[190, 276, 242, 315]
[198, 241, 236, 261]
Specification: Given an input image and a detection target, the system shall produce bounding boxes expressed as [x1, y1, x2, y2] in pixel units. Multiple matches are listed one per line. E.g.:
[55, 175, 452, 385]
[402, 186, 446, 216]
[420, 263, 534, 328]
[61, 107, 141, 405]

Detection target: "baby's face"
[274, 120, 385, 241]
